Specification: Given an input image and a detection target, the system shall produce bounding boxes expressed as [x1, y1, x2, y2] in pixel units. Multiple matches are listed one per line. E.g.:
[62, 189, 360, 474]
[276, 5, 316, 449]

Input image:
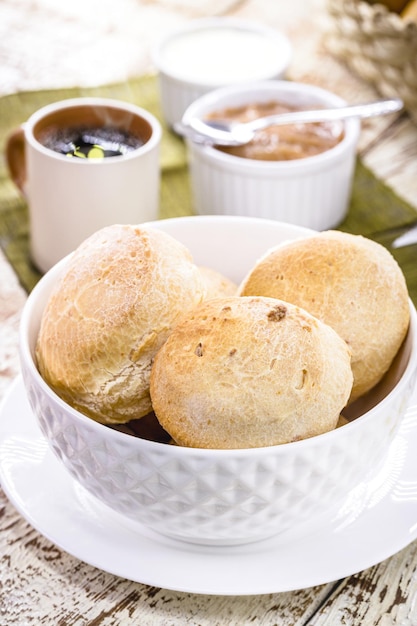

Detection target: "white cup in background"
[153, 18, 292, 127]
[6, 97, 162, 273]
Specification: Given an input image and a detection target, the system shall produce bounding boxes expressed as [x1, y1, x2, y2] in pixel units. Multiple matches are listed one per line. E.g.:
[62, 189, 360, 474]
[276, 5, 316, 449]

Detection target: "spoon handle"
[247, 98, 404, 132]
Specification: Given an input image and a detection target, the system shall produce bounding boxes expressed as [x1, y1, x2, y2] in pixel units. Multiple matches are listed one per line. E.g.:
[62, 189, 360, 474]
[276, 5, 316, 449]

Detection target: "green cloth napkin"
[1, 74, 416, 303]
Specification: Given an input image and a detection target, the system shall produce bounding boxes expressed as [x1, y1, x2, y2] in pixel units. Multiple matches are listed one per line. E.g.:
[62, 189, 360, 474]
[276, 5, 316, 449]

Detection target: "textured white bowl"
[153, 18, 292, 127]
[182, 81, 361, 230]
[20, 216, 417, 546]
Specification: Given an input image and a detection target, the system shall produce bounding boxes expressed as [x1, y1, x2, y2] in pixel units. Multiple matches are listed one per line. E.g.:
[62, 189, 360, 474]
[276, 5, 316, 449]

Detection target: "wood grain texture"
[360, 115, 417, 212]
[0, 248, 26, 399]
[308, 543, 417, 625]
[0, 491, 338, 626]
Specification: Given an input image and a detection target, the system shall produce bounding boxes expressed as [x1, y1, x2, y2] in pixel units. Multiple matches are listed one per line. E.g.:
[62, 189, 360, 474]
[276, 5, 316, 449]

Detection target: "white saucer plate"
[1, 377, 417, 596]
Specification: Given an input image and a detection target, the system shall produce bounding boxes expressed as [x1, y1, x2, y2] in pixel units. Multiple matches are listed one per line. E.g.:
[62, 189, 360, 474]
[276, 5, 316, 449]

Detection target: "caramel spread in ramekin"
[207, 100, 344, 161]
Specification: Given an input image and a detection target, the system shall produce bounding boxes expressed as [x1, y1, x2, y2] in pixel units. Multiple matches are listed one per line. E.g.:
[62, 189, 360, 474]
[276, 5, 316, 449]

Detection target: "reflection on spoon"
[176, 97, 403, 147]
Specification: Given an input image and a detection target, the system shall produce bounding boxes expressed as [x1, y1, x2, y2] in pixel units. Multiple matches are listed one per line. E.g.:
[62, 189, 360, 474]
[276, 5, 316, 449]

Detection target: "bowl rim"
[20, 215, 417, 458]
[181, 80, 361, 171]
[152, 17, 293, 88]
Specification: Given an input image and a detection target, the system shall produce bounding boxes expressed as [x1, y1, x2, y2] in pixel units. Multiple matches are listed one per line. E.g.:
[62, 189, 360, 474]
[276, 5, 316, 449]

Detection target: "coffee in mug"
[38, 126, 146, 159]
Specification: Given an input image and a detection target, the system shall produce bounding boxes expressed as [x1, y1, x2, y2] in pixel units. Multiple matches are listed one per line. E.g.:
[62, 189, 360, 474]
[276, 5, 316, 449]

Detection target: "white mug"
[6, 97, 162, 273]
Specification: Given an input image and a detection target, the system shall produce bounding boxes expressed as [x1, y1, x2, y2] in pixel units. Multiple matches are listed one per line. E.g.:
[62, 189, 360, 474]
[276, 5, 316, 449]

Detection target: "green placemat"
[1, 74, 416, 302]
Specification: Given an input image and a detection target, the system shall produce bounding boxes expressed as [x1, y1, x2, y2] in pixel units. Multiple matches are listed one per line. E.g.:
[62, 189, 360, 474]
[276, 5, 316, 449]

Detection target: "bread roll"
[239, 230, 410, 401]
[36, 224, 206, 424]
[199, 266, 237, 299]
[402, 0, 417, 20]
[150, 296, 353, 449]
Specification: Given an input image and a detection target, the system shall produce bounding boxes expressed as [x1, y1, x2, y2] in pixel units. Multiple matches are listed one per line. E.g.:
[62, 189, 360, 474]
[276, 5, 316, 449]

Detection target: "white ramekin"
[182, 81, 361, 230]
[152, 18, 292, 127]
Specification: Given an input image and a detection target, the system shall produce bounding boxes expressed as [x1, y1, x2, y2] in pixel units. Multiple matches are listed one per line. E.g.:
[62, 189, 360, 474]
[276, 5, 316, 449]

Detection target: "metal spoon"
[176, 97, 403, 146]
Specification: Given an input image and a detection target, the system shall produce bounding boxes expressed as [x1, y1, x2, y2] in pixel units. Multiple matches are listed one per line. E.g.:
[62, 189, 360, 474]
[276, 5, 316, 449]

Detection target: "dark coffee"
[39, 125, 145, 159]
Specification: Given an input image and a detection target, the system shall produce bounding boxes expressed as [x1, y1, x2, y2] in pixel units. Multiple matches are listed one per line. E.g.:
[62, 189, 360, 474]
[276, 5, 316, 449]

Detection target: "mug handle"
[6, 126, 27, 195]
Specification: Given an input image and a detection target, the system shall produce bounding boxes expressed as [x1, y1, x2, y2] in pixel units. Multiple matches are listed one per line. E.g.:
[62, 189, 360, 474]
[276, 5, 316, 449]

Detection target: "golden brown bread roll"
[239, 230, 410, 401]
[402, 0, 417, 20]
[150, 296, 353, 449]
[199, 266, 237, 299]
[36, 224, 206, 424]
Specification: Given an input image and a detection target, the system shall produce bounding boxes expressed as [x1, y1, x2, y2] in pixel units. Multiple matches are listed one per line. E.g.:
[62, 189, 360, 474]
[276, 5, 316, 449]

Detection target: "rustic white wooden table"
[1, 0, 417, 623]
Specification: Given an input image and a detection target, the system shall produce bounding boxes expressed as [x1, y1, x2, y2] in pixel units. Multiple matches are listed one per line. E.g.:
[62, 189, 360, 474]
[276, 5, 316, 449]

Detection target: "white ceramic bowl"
[152, 18, 292, 127]
[20, 216, 417, 546]
[182, 81, 361, 230]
